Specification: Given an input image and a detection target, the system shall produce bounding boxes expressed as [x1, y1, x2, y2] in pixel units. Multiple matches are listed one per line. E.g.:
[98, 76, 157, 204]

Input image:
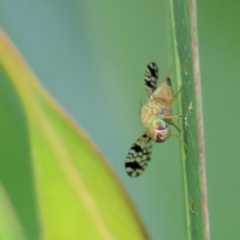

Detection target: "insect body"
[125, 62, 182, 177]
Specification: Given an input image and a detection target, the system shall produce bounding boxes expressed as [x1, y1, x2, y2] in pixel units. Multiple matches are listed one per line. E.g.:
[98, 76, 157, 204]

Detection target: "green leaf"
[0, 184, 26, 240]
[0, 30, 148, 239]
[170, 1, 210, 240]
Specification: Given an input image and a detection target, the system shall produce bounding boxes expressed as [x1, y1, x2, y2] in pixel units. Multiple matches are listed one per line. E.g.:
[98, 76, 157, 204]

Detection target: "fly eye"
[151, 118, 167, 130]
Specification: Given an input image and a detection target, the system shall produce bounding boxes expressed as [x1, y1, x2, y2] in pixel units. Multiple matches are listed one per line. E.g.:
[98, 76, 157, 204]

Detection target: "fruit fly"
[125, 62, 183, 177]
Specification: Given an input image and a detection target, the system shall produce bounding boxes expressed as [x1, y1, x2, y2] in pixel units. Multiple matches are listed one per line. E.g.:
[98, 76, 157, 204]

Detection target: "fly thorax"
[141, 103, 159, 127]
[158, 105, 170, 118]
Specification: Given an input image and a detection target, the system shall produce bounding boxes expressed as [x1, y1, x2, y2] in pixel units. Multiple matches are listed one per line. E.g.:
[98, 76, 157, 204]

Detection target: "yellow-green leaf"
[0, 184, 26, 240]
[0, 29, 148, 240]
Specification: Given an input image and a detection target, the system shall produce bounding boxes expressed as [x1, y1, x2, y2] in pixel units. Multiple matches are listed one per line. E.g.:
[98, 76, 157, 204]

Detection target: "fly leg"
[170, 133, 186, 146]
[173, 83, 184, 99]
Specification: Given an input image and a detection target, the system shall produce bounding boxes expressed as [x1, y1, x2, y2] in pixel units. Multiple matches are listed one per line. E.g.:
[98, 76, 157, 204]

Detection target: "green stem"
[170, 0, 210, 239]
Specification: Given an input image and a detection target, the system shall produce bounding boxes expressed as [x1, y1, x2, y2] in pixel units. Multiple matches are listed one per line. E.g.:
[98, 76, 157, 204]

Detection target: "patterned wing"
[125, 133, 153, 177]
[144, 62, 159, 98]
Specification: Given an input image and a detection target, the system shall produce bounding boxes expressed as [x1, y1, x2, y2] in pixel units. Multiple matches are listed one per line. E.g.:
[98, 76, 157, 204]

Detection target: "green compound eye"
[151, 118, 167, 130]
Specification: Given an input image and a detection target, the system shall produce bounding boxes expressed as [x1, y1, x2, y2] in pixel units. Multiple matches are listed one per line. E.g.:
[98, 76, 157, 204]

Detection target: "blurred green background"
[0, 0, 240, 239]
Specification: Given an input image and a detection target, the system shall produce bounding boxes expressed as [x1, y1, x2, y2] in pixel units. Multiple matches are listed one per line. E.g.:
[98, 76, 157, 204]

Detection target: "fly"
[125, 62, 183, 177]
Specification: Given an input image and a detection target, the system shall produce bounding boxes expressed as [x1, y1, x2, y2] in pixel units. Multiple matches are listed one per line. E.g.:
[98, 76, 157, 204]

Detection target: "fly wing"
[144, 62, 158, 98]
[125, 133, 152, 177]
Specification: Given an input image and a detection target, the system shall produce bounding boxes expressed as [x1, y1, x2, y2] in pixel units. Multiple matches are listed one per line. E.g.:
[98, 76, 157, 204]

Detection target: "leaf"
[0, 29, 148, 239]
[170, 1, 210, 240]
[0, 184, 26, 240]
